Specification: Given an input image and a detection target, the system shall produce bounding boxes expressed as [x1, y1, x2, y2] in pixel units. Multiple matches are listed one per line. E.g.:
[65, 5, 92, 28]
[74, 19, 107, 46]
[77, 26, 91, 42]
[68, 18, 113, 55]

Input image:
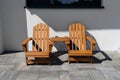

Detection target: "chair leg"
[68, 61, 70, 64]
[35, 57, 38, 65]
[26, 57, 28, 65]
[68, 56, 70, 64]
[49, 57, 51, 66]
[90, 56, 93, 64]
[76, 60, 78, 63]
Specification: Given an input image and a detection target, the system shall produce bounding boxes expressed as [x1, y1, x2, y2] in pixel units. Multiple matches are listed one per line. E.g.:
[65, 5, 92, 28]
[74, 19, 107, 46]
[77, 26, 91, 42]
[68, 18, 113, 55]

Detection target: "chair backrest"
[69, 23, 86, 50]
[32, 23, 49, 52]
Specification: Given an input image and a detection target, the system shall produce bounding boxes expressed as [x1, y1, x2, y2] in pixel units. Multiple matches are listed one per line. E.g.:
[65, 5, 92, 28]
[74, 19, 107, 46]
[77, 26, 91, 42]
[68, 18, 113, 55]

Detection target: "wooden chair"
[21, 23, 53, 65]
[68, 23, 96, 63]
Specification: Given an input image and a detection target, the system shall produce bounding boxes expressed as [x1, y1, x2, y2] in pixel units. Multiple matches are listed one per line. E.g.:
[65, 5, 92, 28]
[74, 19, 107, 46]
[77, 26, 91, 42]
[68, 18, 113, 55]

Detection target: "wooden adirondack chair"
[21, 23, 53, 65]
[68, 23, 96, 63]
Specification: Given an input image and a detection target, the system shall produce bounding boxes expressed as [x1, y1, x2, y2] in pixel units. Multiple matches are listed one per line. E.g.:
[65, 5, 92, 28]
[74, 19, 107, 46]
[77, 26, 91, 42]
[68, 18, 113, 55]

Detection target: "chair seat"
[25, 51, 49, 58]
[69, 50, 92, 56]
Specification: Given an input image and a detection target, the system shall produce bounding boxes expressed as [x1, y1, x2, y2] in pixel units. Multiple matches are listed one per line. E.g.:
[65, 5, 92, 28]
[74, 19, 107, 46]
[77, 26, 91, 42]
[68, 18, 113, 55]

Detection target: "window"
[26, 0, 104, 8]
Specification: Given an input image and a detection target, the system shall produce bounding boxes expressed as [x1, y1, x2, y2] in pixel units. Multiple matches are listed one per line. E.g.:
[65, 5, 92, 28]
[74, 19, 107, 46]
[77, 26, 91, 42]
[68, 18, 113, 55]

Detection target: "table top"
[50, 36, 69, 42]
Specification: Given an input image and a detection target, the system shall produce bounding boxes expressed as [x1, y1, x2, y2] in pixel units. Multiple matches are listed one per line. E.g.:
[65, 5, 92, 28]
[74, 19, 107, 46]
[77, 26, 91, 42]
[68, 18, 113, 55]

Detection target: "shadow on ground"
[0, 50, 112, 65]
[50, 51, 112, 65]
[93, 51, 112, 63]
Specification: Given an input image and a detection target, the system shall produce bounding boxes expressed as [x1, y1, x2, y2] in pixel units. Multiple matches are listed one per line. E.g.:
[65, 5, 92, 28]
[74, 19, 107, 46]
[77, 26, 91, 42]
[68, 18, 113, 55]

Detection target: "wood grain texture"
[21, 23, 52, 65]
[68, 23, 96, 63]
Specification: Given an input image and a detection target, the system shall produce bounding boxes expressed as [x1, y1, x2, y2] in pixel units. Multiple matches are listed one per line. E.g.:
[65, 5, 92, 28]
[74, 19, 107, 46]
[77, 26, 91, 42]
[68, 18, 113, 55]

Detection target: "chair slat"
[80, 24, 82, 50]
[40, 23, 42, 51]
[44, 26, 47, 51]
[69, 25, 72, 50]
[78, 24, 80, 50]
[76, 23, 79, 50]
[82, 25, 86, 50]
[47, 26, 49, 52]
[68, 23, 96, 63]
[36, 24, 39, 51]
[32, 23, 49, 52]
[42, 24, 46, 51]
[32, 26, 35, 51]
[73, 24, 75, 50]
[38, 24, 40, 51]
[33, 25, 37, 51]
[69, 23, 88, 50]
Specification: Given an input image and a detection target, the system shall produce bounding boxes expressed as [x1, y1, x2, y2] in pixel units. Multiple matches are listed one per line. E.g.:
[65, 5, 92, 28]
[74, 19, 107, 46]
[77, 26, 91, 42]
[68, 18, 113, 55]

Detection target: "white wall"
[0, 0, 120, 51]
[26, 0, 120, 51]
[0, 1, 4, 53]
[0, 13, 4, 53]
[0, 0, 27, 51]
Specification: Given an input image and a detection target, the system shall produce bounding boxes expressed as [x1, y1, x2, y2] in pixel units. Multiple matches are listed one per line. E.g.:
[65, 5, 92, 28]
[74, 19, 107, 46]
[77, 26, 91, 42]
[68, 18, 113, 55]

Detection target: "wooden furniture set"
[21, 23, 96, 65]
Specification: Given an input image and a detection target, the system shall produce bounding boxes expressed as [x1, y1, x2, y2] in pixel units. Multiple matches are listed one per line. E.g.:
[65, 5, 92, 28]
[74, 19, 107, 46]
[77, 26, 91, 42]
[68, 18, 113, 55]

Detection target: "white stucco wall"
[26, 0, 120, 51]
[0, 0, 4, 53]
[0, 0, 120, 51]
[0, 13, 4, 53]
[0, 0, 27, 51]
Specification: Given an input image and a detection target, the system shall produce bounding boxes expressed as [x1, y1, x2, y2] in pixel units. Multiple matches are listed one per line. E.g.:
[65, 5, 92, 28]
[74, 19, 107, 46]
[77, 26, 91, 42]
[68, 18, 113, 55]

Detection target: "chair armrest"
[87, 36, 96, 45]
[21, 37, 32, 52]
[64, 37, 70, 51]
[48, 39, 54, 53]
[86, 36, 96, 51]
[21, 37, 32, 46]
[49, 39, 53, 45]
[64, 37, 70, 44]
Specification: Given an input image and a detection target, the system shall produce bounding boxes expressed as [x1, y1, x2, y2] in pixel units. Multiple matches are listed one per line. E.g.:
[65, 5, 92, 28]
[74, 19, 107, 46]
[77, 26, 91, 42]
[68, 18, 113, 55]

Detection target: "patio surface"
[0, 51, 120, 80]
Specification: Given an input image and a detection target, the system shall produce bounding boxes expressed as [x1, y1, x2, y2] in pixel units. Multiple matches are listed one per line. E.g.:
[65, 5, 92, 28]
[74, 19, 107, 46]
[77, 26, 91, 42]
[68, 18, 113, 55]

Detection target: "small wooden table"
[50, 36, 70, 50]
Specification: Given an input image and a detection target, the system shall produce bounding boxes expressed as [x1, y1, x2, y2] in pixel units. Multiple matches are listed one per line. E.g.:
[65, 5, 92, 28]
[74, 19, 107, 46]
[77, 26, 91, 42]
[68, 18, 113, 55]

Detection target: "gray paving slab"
[0, 71, 18, 80]
[15, 71, 38, 80]
[70, 71, 90, 77]
[77, 66, 96, 71]
[0, 70, 6, 78]
[112, 65, 120, 71]
[59, 71, 70, 80]
[61, 63, 78, 71]
[38, 71, 58, 77]
[38, 77, 59, 80]
[0, 51, 120, 80]
[16, 62, 31, 71]
[89, 70, 106, 80]
[45, 66, 62, 71]
[101, 70, 120, 79]
[0, 64, 15, 71]
[70, 76, 92, 80]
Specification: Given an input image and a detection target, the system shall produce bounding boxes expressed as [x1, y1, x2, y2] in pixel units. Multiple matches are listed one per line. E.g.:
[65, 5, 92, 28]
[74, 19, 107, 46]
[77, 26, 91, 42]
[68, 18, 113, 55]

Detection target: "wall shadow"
[1, 7, 113, 64]
[86, 31, 112, 63]
[0, 0, 27, 51]
[28, 5, 120, 32]
[1, 0, 120, 52]
[49, 30, 112, 65]
[0, 51, 23, 55]
[26, 9, 113, 64]
[0, 7, 113, 64]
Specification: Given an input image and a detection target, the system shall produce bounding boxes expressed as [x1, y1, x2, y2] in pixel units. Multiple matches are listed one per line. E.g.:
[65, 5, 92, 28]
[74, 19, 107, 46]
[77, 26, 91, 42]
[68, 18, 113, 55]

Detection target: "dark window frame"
[25, 0, 104, 9]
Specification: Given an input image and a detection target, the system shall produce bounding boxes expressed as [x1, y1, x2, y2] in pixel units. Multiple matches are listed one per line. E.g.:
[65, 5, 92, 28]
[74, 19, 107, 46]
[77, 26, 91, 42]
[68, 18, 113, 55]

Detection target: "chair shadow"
[52, 31, 112, 64]
[1, 32, 112, 65]
[92, 51, 112, 63]
[31, 40, 68, 65]
[51, 51, 67, 65]
[32, 40, 42, 51]
[86, 31, 112, 63]
[50, 41, 69, 65]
